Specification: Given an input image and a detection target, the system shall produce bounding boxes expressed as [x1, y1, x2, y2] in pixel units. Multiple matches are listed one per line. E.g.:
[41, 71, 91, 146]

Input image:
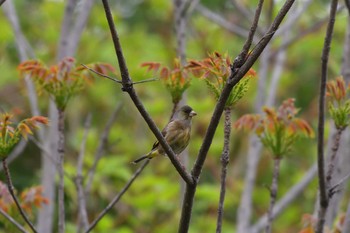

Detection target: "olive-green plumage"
[132, 105, 196, 164]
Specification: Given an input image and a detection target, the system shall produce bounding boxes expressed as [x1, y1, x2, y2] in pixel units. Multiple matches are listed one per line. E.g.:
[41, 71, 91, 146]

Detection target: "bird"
[132, 105, 197, 164]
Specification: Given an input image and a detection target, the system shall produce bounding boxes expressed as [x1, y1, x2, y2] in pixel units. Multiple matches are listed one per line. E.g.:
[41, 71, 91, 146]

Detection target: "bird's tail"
[132, 155, 150, 164]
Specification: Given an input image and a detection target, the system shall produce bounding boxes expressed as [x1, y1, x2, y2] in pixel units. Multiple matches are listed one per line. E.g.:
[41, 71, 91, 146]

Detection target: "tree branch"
[85, 160, 149, 233]
[325, 127, 345, 188]
[265, 158, 281, 233]
[195, 4, 252, 40]
[66, 0, 95, 55]
[315, 0, 339, 232]
[75, 114, 92, 233]
[180, 0, 296, 232]
[251, 164, 317, 233]
[2, 159, 38, 233]
[101, 0, 193, 185]
[0, 207, 29, 233]
[57, 109, 66, 233]
[215, 108, 231, 233]
[57, 0, 79, 60]
[81, 64, 158, 85]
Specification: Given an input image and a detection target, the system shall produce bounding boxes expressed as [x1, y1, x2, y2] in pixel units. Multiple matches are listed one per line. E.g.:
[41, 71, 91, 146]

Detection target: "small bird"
[132, 105, 197, 164]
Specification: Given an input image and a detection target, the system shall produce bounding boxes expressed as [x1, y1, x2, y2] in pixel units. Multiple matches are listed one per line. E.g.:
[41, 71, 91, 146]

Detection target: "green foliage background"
[0, 0, 348, 232]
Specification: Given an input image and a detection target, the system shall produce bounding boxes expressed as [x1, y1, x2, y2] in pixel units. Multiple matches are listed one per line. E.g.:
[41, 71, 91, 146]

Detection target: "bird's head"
[178, 105, 197, 120]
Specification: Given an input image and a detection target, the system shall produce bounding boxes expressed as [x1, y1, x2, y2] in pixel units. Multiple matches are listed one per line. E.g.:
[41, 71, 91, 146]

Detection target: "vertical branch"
[265, 158, 281, 233]
[66, 0, 95, 55]
[76, 114, 92, 233]
[2, 159, 38, 233]
[325, 128, 344, 186]
[215, 107, 231, 233]
[315, 0, 338, 232]
[251, 164, 318, 233]
[57, 109, 66, 233]
[173, 0, 188, 63]
[57, 0, 79, 60]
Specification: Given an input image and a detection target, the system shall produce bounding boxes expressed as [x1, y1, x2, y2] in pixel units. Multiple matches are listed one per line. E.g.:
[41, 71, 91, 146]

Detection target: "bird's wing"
[150, 123, 169, 150]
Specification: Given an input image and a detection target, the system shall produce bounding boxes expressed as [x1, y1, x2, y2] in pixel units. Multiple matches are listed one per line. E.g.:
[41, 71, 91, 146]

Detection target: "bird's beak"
[189, 110, 197, 117]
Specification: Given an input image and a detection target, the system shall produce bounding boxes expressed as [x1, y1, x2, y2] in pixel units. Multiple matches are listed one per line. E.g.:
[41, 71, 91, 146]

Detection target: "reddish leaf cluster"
[234, 98, 314, 158]
[20, 186, 49, 214]
[326, 76, 349, 103]
[326, 76, 350, 129]
[0, 182, 48, 215]
[18, 57, 115, 110]
[187, 52, 256, 82]
[141, 58, 190, 104]
[0, 113, 49, 158]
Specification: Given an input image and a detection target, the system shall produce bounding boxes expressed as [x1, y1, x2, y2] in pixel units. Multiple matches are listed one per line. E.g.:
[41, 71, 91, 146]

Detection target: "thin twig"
[81, 64, 122, 83]
[81, 64, 158, 85]
[251, 164, 317, 233]
[265, 158, 281, 233]
[315, 0, 339, 232]
[215, 108, 231, 233]
[85, 103, 122, 193]
[2, 159, 38, 233]
[85, 160, 149, 233]
[101, 0, 193, 185]
[57, 109, 66, 233]
[233, 0, 265, 68]
[329, 171, 350, 197]
[75, 114, 92, 233]
[0, 207, 29, 233]
[195, 4, 251, 40]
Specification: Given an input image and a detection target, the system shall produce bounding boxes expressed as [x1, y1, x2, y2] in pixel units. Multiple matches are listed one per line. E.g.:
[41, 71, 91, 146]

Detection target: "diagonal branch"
[233, 0, 264, 68]
[101, 0, 193, 185]
[0, 207, 29, 233]
[215, 108, 231, 233]
[195, 4, 252, 40]
[81, 64, 158, 85]
[2, 159, 38, 233]
[315, 0, 339, 232]
[84, 160, 149, 233]
[179, 0, 296, 232]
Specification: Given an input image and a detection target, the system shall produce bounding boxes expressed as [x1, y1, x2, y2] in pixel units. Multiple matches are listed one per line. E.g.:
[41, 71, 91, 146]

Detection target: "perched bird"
[132, 105, 197, 164]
